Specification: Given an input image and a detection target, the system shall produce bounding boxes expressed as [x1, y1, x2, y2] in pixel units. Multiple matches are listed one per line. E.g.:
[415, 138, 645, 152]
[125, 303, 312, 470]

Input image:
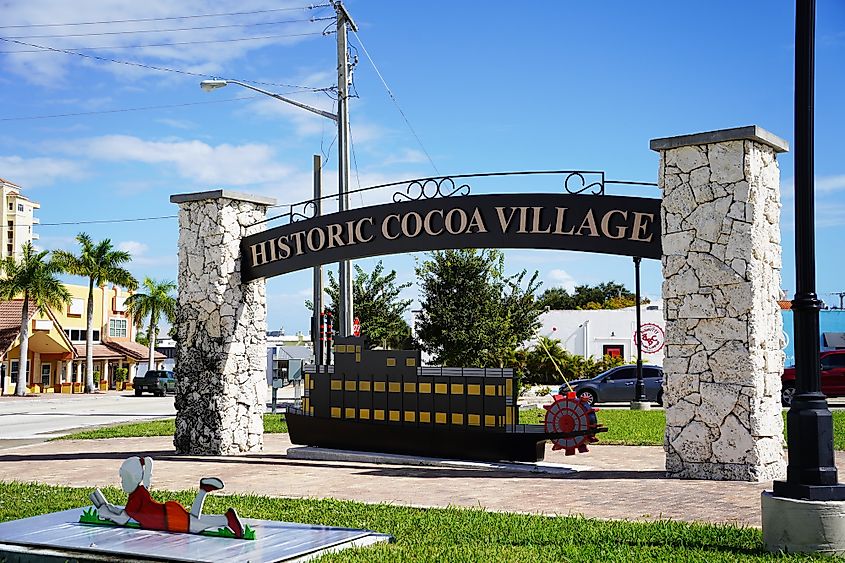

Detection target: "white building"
[1, 178, 39, 260]
[536, 304, 666, 365]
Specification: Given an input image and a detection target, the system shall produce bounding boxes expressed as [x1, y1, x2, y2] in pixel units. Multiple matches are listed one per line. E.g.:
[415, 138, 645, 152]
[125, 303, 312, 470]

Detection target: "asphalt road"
[0, 392, 176, 442]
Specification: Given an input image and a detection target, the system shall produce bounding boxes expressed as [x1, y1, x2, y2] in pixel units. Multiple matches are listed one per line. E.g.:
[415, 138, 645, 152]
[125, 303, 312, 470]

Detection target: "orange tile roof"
[0, 300, 36, 356]
[104, 339, 166, 361]
[73, 343, 124, 360]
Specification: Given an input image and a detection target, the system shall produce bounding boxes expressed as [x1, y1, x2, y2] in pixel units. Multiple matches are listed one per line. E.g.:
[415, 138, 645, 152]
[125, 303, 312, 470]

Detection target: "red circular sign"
[634, 323, 665, 354]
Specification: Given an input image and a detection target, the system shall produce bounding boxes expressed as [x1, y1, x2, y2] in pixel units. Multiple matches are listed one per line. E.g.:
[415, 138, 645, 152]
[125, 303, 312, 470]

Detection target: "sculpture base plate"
[0, 507, 391, 563]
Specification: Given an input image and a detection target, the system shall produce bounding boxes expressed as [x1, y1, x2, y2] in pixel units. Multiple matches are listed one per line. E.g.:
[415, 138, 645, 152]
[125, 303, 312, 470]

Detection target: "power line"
[0, 36, 331, 91]
[0, 31, 326, 53]
[39, 215, 177, 226]
[0, 95, 273, 121]
[0, 5, 331, 29]
[350, 28, 440, 175]
[5, 17, 334, 40]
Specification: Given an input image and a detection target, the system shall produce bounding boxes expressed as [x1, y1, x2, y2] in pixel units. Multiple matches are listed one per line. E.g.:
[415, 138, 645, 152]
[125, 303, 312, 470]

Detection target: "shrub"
[519, 337, 626, 385]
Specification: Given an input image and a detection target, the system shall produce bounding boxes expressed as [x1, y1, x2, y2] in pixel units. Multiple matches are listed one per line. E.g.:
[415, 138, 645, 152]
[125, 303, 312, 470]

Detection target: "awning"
[823, 332, 845, 349]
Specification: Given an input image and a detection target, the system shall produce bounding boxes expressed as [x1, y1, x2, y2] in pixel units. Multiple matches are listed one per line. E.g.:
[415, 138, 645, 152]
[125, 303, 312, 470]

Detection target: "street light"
[199, 79, 337, 122]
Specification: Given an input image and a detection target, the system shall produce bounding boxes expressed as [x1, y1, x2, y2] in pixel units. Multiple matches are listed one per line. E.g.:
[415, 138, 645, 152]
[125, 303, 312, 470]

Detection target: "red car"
[781, 350, 845, 406]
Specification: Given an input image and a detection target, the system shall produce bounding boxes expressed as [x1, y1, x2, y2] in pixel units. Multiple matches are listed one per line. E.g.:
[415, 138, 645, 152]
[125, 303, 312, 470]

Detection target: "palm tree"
[53, 234, 137, 393]
[0, 243, 72, 396]
[124, 278, 176, 372]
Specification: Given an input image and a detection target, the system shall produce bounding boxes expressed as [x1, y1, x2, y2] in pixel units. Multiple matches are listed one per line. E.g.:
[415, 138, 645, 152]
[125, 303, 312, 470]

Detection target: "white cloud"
[55, 134, 296, 187]
[545, 268, 577, 292]
[118, 240, 149, 255]
[0, 155, 86, 188]
[0, 0, 327, 85]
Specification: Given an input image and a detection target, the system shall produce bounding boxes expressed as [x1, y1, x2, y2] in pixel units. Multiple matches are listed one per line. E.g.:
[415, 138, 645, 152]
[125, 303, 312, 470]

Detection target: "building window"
[7, 202, 11, 211]
[6, 244, 12, 254]
[9, 361, 30, 383]
[17, 204, 23, 212]
[64, 328, 100, 342]
[109, 319, 127, 338]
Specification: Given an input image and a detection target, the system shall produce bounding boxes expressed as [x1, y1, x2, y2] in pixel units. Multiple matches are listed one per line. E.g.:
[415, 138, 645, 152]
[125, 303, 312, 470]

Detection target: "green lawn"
[55, 414, 287, 440]
[0, 482, 822, 562]
[523, 408, 845, 450]
[57, 409, 845, 451]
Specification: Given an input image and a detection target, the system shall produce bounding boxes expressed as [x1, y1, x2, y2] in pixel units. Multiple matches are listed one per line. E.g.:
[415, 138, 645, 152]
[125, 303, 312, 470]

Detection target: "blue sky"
[1, 1, 843, 334]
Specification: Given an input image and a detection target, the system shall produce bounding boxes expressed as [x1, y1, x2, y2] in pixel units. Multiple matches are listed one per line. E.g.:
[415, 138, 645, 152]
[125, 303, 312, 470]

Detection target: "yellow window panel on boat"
[419, 382, 431, 393]
[485, 415, 496, 427]
[434, 383, 447, 394]
[451, 383, 464, 394]
[451, 413, 463, 425]
[386, 358, 396, 367]
[389, 410, 400, 422]
[435, 412, 447, 424]
[331, 407, 341, 418]
[374, 382, 386, 392]
[404, 411, 415, 422]
[388, 382, 401, 393]
[485, 384, 497, 396]
[345, 381, 356, 391]
[419, 412, 431, 423]
[345, 408, 355, 419]
[404, 382, 416, 393]
[359, 380, 371, 391]
[467, 384, 481, 395]
[330, 380, 342, 391]
[374, 410, 385, 420]
[405, 357, 416, 367]
[468, 414, 480, 426]
[359, 408, 370, 420]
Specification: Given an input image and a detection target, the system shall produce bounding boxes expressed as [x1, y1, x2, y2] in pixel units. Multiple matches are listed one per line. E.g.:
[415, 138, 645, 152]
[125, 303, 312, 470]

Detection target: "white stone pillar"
[170, 190, 275, 455]
[652, 125, 788, 481]
[102, 361, 109, 388]
[128, 362, 136, 380]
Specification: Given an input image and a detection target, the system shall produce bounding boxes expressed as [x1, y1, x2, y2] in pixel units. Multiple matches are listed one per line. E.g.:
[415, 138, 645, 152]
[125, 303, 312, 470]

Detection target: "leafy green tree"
[0, 242, 72, 396]
[314, 261, 413, 348]
[124, 278, 177, 371]
[521, 336, 627, 385]
[415, 249, 541, 367]
[53, 234, 137, 392]
[538, 281, 645, 310]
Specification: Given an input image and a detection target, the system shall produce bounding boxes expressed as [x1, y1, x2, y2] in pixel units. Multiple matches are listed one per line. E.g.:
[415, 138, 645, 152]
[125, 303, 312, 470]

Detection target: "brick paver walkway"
[4, 435, 836, 527]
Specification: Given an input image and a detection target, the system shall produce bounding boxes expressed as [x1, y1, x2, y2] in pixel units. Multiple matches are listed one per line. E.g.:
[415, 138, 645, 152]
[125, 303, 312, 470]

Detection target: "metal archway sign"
[241, 192, 660, 282]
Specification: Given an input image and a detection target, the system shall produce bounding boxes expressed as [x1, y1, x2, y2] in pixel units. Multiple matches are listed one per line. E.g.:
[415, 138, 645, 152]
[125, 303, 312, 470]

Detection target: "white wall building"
[536, 304, 666, 365]
[1, 178, 39, 260]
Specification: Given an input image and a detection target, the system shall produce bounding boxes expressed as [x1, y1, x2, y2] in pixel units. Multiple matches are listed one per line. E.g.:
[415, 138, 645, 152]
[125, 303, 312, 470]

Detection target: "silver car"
[558, 365, 663, 405]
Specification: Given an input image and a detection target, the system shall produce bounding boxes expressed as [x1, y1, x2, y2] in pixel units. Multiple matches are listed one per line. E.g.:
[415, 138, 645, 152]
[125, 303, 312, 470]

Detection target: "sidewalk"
[1, 434, 833, 527]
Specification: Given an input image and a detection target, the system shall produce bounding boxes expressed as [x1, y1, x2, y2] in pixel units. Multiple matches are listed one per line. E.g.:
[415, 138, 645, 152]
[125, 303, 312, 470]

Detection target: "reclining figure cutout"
[81, 456, 254, 540]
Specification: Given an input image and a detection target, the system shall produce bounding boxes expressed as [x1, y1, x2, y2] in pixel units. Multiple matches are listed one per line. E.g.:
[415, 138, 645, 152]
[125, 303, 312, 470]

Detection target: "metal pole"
[312, 154, 324, 366]
[633, 257, 645, 402]
[773, 0, 845, 501]
[335, 1, 356, 337]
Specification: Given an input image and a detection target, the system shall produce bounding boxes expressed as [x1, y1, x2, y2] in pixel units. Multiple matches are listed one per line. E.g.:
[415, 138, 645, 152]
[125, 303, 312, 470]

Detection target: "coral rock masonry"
[170, 190, 276, 455]
[652, 126, 789, 481]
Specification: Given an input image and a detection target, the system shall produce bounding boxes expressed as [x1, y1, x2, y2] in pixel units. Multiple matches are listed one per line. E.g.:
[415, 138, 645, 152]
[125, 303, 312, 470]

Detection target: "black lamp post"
[633, 256, 646, 403]
[772, 0, 845, 501]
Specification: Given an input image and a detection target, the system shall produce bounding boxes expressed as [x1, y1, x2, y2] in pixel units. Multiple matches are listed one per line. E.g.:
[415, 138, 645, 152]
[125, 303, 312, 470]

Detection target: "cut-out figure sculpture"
[88, 456, 245, 538]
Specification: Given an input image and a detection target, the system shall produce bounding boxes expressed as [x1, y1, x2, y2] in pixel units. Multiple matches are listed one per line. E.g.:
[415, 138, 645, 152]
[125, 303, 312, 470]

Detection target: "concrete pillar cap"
[650, 125, 789, 153]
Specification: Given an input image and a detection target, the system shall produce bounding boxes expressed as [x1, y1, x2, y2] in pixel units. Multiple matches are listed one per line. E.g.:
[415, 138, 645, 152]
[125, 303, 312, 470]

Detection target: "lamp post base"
[629, 401, 652, 411]
[762, 491, 845, 555]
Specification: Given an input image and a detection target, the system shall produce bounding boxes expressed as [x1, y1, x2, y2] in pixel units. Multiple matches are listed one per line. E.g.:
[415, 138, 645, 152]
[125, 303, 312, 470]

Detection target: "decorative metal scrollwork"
[393, 177, 471, 203]
[563, 172, 604, 195]
[290, 200, 317, 222]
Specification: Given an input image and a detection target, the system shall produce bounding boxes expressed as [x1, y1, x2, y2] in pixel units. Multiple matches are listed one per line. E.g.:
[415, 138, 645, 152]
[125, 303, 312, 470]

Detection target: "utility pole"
[312, 154, 324, 365]
[333, 0, 357, 337]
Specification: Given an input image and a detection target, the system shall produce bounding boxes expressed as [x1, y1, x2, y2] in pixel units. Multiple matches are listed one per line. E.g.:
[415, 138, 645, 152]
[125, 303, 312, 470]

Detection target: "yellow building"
[0, 283, 165, 394]
[1, 178, 40, 260]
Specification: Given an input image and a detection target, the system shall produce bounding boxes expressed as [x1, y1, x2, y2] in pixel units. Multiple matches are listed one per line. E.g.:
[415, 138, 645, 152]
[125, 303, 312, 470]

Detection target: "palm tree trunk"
[147, 323, 156, 372]
[15, 293, 29, 396]
[85, 279, 95, 393]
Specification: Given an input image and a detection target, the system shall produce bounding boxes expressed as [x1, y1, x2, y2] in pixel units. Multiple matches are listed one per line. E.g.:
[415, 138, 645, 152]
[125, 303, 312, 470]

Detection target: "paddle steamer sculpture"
[286, 336, 606, 462]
